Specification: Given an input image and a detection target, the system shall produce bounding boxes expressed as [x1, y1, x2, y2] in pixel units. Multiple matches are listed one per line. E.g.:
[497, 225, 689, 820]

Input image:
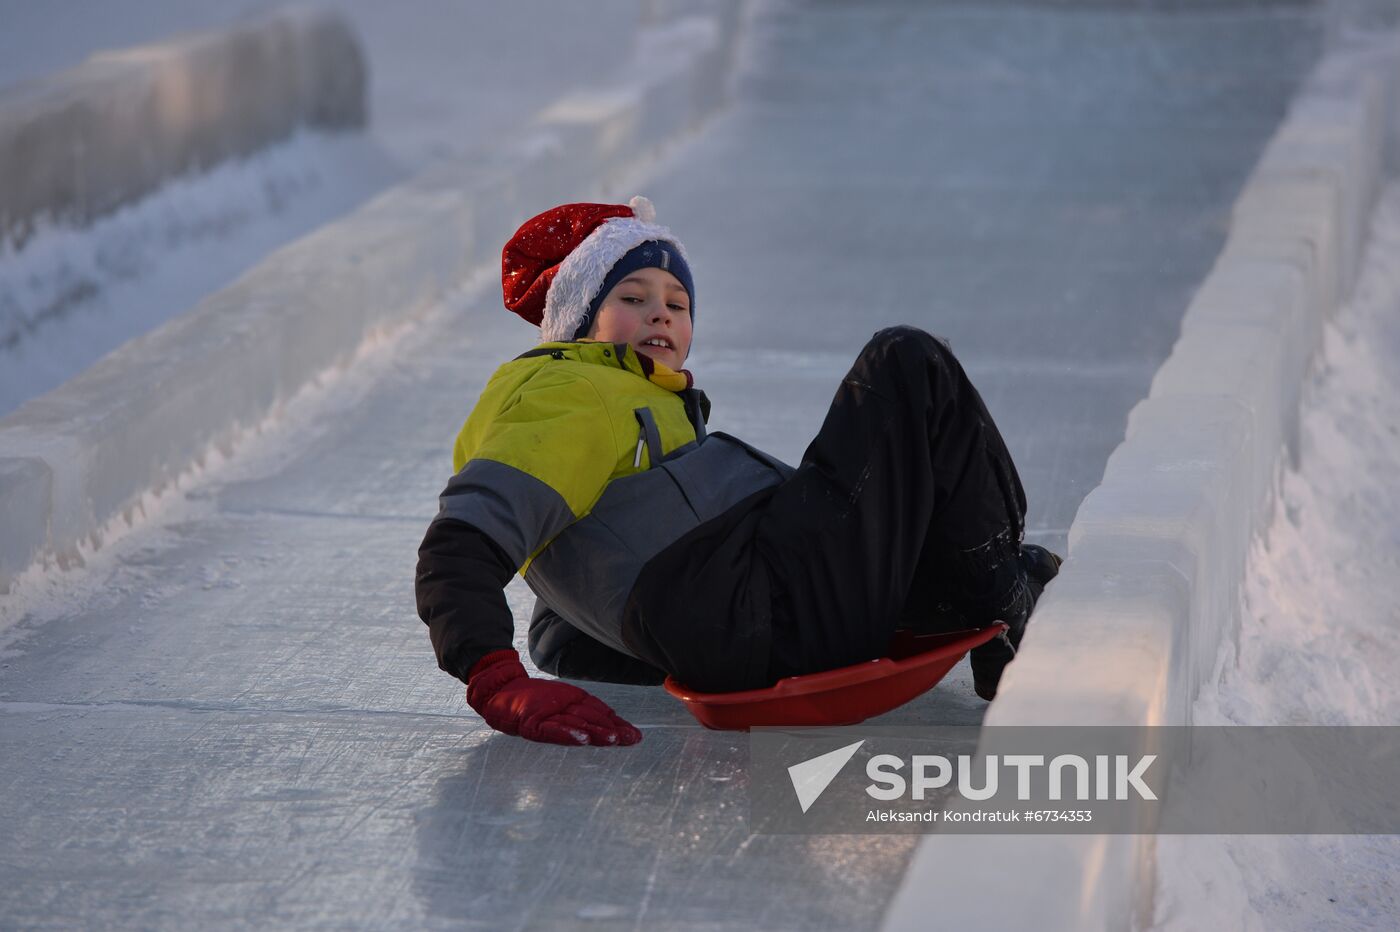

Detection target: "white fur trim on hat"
[540, 206, 687, 342]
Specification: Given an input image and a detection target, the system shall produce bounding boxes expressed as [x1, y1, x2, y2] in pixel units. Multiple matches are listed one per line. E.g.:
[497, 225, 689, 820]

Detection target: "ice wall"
[0, 7, 365, 255]
[884, 31, 1400, 932]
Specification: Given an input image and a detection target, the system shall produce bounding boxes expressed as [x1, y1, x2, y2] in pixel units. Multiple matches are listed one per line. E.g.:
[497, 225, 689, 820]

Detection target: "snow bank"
[1151, 181, 1400, 932]
[884, 31, 1400, 932]
[0, 0, 746, 594]
[0, 7, 365, 257]
[0, 129, 400, 414]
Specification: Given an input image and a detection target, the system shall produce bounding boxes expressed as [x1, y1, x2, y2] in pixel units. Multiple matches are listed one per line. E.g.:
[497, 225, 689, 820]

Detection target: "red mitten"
[465, 649, 643, 746]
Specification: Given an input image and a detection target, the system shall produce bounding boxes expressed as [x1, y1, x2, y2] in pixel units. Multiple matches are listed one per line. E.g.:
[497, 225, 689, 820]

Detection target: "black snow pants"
[621, 326, 1029, 693]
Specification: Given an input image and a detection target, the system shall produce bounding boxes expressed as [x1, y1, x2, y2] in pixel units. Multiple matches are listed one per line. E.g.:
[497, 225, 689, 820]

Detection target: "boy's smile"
[587, 266, 693, 369]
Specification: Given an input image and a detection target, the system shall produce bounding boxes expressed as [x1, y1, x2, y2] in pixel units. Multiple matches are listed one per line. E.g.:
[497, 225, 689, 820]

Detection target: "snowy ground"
[0, 132, 401, 415]
[0, 0, 647, 416]
[1151, 182, 1400, 931]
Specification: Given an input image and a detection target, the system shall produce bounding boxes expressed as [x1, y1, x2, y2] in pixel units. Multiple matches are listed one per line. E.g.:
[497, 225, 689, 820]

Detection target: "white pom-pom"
[628, 195, 656, 223]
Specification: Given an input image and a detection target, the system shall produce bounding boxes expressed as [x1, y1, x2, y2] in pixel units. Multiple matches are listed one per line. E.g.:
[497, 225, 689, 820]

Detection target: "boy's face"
[587, 266, 693, 369]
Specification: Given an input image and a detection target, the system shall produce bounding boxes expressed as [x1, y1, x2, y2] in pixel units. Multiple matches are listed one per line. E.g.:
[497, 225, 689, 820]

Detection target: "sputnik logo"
[788, 739, 865, 813]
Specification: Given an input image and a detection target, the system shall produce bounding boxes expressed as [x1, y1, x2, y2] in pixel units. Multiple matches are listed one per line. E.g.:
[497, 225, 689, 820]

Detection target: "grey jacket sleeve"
[527, 598, 668, 686]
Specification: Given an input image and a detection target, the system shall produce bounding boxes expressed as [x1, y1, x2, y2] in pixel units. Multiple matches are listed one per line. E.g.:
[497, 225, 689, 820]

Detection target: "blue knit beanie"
[571, 240, 695, 341]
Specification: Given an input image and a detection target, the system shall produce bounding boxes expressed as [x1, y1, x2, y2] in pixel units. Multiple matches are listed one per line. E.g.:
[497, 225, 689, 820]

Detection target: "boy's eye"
[668, 303, 688, 312]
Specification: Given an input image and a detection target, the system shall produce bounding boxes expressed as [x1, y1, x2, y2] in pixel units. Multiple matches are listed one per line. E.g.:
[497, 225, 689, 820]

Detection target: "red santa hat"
[501, 196, 692, 342]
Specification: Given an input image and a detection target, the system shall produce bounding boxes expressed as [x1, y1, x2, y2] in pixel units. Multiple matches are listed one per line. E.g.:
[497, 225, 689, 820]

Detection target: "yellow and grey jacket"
[418, 339, 792, 684]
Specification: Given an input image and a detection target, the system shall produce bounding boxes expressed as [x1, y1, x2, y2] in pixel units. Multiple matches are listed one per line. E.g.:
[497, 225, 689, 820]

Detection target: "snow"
[1151, 182, 1400, 932]
[0, 0, 646, 173]
[0, 0, 647, 416]
[0, 131, 401, 416]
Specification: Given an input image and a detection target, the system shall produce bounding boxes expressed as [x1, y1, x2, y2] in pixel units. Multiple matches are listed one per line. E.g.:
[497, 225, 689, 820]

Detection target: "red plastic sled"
[663, 623, 1007, 730]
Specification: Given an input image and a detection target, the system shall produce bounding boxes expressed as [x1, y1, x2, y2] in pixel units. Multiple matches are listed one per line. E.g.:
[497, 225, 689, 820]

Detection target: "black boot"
[970, 544, 1062, 701]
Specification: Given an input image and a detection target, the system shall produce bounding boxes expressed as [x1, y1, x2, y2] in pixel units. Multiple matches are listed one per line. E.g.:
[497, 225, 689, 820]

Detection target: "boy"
[415, 197, 1060, 747]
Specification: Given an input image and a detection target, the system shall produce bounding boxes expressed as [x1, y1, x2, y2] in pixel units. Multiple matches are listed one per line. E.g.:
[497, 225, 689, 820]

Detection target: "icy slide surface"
[0, 2, 1323, 927]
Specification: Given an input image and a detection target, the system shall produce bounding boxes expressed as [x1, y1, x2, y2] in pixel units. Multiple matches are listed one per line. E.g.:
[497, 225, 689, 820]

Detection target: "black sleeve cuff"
[415, 518, 517, 685]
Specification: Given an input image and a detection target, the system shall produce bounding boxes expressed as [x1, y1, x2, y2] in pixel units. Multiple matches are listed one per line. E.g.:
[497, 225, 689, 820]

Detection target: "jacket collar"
[515, 340, 695, 394]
